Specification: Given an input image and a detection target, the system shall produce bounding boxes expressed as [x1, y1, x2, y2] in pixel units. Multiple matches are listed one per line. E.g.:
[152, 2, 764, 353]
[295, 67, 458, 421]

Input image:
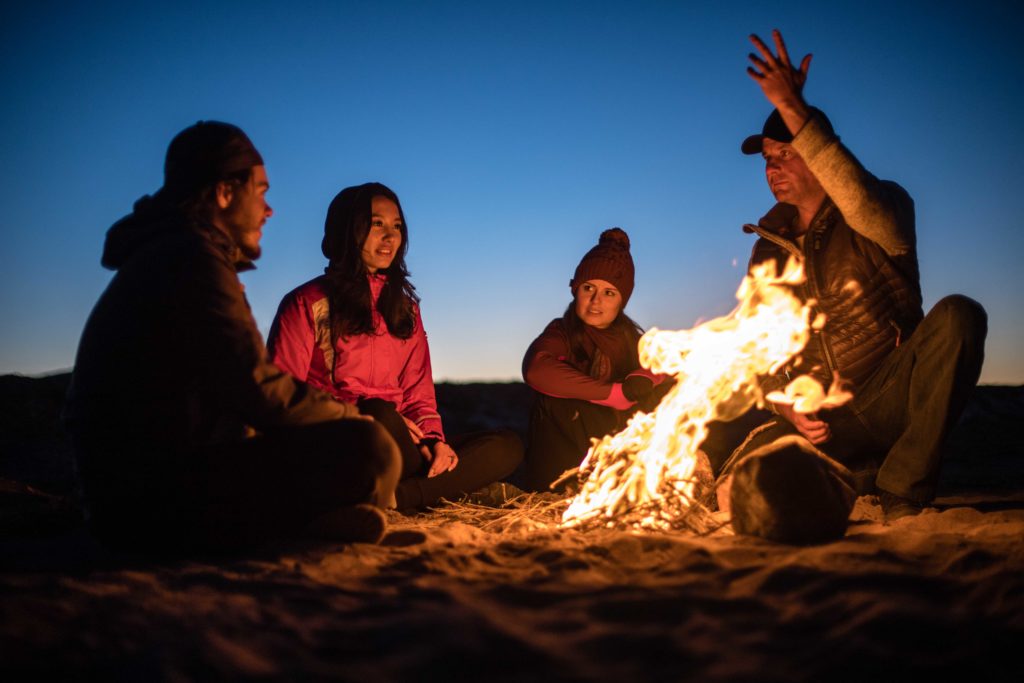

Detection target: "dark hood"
[101, 193, 253, 272]
[101, 194, 186, 270]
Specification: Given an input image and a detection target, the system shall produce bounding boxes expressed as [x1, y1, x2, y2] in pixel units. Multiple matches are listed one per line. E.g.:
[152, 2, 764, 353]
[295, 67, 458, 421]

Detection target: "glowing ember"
[561, 257, 843, 531]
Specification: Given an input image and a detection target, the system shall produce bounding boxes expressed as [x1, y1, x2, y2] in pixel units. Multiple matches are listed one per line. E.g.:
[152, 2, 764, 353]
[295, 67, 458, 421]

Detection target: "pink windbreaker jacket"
[267, 273, 445, 441]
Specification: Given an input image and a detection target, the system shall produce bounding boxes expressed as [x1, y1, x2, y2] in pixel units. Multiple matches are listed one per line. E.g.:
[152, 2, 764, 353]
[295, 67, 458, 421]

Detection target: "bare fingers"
[801, 420, 832, 444]
[772, 29, 792, 67]
[749, 33, 778, 66]
[750, 31, 812, 77]
[798, 53, 813, 82]
[427, 444, 459, 477]
[805, 426, 832, 444]
[427, 455, 458, 477]
[747, 52, 770, 78]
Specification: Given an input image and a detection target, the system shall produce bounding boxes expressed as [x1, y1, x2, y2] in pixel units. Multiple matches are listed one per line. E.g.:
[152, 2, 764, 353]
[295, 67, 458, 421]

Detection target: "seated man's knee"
[930, 294, 988, 342]
[365, 419, 402, 481]
[357, 397, 398, 420]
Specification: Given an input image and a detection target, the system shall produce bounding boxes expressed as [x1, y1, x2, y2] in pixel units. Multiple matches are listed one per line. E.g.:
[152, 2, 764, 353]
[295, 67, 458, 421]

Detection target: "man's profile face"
[761, 139, 823, 207]
[221, 165, 272, 261]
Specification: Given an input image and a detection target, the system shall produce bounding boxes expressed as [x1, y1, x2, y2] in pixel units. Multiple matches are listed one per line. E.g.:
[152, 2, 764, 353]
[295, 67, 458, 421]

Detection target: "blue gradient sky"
[2, 1, 1021, 383]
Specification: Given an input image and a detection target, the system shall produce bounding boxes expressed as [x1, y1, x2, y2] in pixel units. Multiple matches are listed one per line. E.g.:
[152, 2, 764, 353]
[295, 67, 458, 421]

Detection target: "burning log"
[726, 434, 855, 544]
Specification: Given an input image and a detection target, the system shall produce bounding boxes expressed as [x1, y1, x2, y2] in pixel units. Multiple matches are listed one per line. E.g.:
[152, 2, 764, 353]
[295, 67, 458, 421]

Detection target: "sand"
[2, 379, 1023, 680]
[2, 493, 1023, 681]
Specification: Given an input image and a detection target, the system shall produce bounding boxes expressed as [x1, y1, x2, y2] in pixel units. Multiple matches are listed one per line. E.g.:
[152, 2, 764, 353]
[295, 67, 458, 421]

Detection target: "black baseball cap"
[741, 107, 833, 155]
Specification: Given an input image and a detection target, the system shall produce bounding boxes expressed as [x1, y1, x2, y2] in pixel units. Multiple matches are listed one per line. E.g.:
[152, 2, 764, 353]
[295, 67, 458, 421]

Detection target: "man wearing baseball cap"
[718, 31, 987, 533]
[65, 121, 400, 552]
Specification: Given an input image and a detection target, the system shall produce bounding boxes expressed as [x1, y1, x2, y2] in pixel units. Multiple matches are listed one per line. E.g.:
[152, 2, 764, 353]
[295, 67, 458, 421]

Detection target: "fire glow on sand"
[561, 257, 853, 532]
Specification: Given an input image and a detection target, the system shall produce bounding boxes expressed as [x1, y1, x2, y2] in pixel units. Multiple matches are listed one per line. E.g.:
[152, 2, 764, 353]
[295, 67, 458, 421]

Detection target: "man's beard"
[239, 241, 261, 261]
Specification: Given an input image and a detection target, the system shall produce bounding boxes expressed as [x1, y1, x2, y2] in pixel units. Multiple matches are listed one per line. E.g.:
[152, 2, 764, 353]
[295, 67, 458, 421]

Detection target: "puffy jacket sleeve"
[522, 319, 634, 410]
[793, 114, 915, 256]
[397, 307, 445, 441]
[188, 243, 358, 428]
[267, 288, 315, 381]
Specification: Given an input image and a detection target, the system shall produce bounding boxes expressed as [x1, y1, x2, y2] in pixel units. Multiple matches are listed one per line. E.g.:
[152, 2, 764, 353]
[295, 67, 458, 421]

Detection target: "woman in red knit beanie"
[519, 228, 667, 492]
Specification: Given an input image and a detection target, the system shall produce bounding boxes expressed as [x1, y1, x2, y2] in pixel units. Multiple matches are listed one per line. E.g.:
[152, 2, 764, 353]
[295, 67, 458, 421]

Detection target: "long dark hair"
[321, 182, 419, 341]
[561, 302, 644, 378]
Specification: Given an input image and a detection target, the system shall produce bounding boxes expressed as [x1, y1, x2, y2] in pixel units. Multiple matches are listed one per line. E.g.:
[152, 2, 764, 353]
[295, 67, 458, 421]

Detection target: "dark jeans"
[357, 398, 523, 511]
[77, 418, 400, 553]
[721, 295, 987, 503]
[521, 394, 631, 492]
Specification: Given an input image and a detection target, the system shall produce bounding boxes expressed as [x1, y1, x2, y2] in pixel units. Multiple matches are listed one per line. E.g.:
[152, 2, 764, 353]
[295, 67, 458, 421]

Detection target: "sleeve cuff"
[591, 383, 636, 411]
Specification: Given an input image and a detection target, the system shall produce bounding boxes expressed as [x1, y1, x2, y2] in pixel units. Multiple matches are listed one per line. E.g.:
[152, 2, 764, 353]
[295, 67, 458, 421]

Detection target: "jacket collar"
[367, 272, 388, 302]
[742, 199, 839, 256]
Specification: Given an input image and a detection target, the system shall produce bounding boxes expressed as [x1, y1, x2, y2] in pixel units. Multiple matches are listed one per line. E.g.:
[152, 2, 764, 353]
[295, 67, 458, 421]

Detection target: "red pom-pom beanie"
[570, 227, 635, 305]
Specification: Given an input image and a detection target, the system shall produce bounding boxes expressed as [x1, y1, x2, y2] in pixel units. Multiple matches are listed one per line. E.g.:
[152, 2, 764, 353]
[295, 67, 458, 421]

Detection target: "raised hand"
[746, 29, 812, 134]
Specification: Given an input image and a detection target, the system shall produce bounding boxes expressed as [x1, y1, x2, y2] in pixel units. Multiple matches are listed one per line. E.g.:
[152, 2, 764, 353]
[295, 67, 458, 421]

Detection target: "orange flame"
[561, 257, 844, 531]
[765, 372, 852, 414]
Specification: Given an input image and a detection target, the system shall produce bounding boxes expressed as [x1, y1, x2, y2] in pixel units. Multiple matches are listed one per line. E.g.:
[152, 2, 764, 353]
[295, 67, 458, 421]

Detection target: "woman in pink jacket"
[521, 228, 667, 492]
[268, 182, 521, 511]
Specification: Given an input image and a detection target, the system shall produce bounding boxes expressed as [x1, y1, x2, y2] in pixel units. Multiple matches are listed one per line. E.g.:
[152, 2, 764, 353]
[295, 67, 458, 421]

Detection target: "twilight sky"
[2, 1, 1021, 383]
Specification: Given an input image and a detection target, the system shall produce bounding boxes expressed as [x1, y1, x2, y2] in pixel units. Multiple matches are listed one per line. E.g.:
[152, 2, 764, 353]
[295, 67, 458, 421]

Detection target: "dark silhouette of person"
[64, 121, 400, 553]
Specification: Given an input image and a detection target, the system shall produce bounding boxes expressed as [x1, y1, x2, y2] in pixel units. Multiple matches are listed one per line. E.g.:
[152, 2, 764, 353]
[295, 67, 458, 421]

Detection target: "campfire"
[561, 257, 850, 532]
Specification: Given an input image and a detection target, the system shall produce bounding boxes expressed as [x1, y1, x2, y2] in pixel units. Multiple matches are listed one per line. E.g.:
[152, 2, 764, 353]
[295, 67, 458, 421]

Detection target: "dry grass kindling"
[414, 481, 728, 539]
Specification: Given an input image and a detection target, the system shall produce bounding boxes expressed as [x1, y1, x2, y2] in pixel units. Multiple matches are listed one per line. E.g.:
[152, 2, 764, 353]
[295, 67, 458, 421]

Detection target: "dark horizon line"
[1, 368, 1021, 389]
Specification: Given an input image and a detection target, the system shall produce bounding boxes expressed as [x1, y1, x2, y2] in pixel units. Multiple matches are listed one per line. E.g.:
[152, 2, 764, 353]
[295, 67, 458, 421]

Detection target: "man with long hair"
[65, 122, 400, 553]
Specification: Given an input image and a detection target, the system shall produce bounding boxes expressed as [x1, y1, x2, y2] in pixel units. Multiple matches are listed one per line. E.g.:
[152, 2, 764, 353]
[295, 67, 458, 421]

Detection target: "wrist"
[775, 99, 811, 135]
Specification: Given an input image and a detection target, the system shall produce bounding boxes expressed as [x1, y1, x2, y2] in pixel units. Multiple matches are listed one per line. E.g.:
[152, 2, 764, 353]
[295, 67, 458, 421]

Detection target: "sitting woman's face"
[574, 279, 622, 329]
[361, 195, 404, 273]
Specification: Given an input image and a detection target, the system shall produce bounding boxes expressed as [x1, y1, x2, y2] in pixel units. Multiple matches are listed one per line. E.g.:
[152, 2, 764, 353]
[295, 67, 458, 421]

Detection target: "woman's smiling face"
[361, 195, 403, 273]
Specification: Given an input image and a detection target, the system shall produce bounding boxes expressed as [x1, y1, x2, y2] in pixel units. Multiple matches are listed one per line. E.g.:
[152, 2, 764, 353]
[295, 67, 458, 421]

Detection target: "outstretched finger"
[746, 65, 765, 81]
[773, 29, 791, 67]
[799, 53, 813, 79]
[748, 52, 770, 71]
[748, 33, 777, 65]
